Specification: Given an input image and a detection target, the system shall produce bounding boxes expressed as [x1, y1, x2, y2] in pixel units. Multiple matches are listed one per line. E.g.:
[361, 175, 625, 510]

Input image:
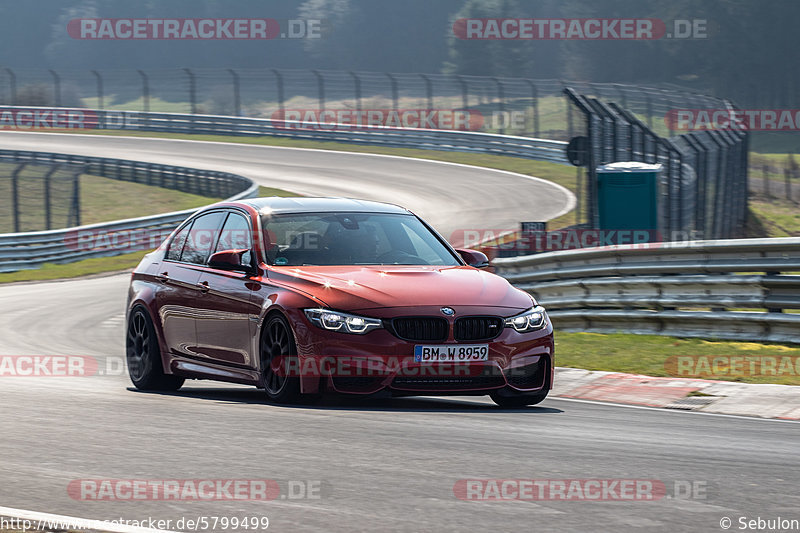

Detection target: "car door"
[156, 211, 226, 359]
[194, 210, 260, 367]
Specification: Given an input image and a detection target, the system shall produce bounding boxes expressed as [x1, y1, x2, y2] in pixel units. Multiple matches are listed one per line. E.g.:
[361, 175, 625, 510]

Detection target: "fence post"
[676, 151, 685, 232]
[349, 71, 362, 113]
[312, 70, 325, 111]
[615, 83, 627, 109]
[70, 169, 81, 227]
[44, 165, 59, 230]
[683, 134, 706, 237]
[564, 88, 598, 228]
[525, 79, 540, 138]
[664, 89, 675, 137]
[91, 70, 103, 110]
[4, 68, 16, 105]
[564, 82, 574, 139]
[419, 74, 433, 113]
[48, 69, 61, 107]
[576, 166, 582, 226]
[710, 133, 727, 239]
[271, 69, 284, 115]
[385, 72, 398, 111]
[645, 92, 653, 130]
[137, 70, 150, 113]
[492, 77, 505, 134]
[737, 130, 750, 231]
[11, 163, 23, 233]
[183, 68, 196, 114]
[785, 165, 792, 201]
[455, 75, 468, 110]
[227, 69, 241, 116]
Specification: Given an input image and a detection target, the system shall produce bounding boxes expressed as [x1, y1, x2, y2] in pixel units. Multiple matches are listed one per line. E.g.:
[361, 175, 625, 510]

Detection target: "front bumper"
[285, 307, 554, 395]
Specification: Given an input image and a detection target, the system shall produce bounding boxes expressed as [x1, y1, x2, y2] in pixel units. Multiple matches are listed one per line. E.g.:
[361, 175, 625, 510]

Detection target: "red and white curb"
[553, 368, 800, 420]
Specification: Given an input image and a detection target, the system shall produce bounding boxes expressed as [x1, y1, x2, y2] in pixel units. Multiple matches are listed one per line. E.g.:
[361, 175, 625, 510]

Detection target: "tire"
[126, 306, 184, 391]
[260, 314, 319, 404]
[490, 389, 548, 408]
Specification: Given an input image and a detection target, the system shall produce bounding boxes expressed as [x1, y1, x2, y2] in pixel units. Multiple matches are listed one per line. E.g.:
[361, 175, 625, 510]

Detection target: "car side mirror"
[208, 249, 253, 273]
[456, 248, 489, 268]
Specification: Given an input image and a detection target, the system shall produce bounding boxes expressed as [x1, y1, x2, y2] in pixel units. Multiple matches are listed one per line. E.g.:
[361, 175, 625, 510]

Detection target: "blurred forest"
[0, 0, 796, 106]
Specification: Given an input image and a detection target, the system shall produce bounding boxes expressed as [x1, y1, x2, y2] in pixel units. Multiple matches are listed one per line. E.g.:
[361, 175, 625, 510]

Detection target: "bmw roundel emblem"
[440, 307, 455, 316]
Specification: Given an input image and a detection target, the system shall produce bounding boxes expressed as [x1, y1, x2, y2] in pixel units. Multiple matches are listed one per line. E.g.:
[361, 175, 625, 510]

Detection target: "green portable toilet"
[595, 162, 662, 232]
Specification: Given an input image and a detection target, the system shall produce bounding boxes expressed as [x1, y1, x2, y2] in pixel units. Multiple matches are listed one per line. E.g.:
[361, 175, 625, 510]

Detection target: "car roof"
[237, 197, 412, 215]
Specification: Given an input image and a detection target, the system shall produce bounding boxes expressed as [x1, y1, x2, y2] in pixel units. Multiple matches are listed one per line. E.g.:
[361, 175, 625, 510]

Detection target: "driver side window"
[215, 213, 254, 267]
[180, 211, 226, 265]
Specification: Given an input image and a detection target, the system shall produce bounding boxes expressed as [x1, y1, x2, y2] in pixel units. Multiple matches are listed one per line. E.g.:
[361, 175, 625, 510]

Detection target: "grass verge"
[0, 164, 223, 233]
[747, 193, 800, 237]
[556, 331, 800, 386]
[0, 249, 150, 284]
[0, 185, 297, 284]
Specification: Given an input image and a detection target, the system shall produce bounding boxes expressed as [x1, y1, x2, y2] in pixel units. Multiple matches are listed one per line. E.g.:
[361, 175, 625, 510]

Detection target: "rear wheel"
[126, 307, 184, 391]
[490, 389, 548, 408]
[260, 314, 319, 404]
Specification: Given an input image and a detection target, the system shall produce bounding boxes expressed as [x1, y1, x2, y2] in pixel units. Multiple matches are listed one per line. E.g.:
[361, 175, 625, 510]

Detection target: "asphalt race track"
[0, 131, 575, 244]
[1, 133, 798, 533]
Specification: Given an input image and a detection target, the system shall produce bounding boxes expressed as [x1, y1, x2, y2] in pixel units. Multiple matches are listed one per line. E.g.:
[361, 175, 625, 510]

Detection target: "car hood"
[266, 265, 533, 313]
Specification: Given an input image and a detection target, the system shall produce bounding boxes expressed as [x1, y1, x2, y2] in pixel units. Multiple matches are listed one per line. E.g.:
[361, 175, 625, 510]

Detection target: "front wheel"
[126, 307, 184, 391]
[490, 389, 548, 408]
[260, 314, 319, 404]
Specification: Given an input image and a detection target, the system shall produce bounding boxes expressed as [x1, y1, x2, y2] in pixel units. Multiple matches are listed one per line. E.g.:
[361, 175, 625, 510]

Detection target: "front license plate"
[414, 344, 489, 362]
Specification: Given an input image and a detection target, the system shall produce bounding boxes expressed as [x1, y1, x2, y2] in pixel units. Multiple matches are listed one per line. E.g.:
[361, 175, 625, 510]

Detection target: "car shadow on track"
[127, 387, 563, 413]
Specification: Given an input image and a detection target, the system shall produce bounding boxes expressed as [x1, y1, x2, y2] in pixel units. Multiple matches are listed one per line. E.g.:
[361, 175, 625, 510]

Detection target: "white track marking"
[0, 505, 179, 533]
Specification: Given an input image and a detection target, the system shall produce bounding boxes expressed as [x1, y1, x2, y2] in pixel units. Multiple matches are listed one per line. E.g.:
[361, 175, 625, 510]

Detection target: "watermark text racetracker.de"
[451, 228, 705, 253]
[453, 479, 711, 501]
[0, 355, 124, 377]
[68, 18, 323, 40]
[665, 355, 800, 379]
[0, 108, 97, 130]
[0, 109, 141, 131]
[270, 108, 484, 131]
[65, 227, 175, 254]
[666, 109, 800, 131]
[65, 227, 261, 254]
[453, 18, 708, 40]
[69, 479, 329, 501]
[271, 109, 540, 132]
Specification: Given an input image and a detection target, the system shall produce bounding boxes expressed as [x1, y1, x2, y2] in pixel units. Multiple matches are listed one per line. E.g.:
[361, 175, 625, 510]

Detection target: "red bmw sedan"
[126, 197, 554, 407]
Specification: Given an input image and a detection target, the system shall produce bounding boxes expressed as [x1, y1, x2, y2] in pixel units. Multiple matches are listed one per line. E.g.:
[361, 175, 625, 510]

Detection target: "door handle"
[197, 280, 210, 293]
[157, 272, 169, 284]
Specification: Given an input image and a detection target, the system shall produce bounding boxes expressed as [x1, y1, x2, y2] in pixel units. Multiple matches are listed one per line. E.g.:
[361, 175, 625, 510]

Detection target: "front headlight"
[504, 306, 547, 333]
[304, 308, 383, 335]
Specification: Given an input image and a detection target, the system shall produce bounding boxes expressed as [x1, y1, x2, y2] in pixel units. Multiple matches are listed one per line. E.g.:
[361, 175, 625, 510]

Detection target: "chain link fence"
[0, 67, 750, 242]
[565, 86, 748, 241]
[0, 67, 724, 140]
[0, 161, 82, 233]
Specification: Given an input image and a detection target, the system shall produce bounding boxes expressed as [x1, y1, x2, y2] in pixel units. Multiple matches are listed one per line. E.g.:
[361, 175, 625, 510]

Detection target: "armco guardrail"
[0, 150, 258, 273]
[493, 238, 800, 343]
[0, 107, 565, 273]
[0, 107, 569, 164]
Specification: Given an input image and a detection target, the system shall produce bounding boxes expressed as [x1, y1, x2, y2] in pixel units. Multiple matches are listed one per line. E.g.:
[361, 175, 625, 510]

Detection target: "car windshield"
[261, 212, 460, 266]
